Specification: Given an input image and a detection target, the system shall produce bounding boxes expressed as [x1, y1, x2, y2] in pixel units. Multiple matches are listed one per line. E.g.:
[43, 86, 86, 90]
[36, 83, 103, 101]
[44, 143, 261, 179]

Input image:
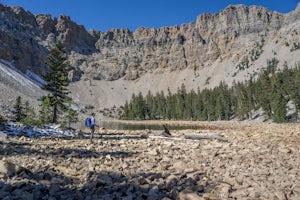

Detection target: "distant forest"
[120, 59, 300, 123]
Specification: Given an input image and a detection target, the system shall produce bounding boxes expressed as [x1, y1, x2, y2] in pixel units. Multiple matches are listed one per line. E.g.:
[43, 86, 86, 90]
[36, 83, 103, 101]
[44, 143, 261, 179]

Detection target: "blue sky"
[1, 0, 299, 32]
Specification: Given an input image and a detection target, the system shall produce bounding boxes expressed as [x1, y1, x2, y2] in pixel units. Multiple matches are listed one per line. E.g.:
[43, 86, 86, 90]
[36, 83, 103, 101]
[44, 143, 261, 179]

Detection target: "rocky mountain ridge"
[1, 3, 299, 79]
[0, 3, 300, 109]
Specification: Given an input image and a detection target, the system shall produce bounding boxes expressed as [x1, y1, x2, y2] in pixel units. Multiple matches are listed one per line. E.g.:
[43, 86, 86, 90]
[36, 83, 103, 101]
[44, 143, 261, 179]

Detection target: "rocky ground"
[0, 121, 300, 200]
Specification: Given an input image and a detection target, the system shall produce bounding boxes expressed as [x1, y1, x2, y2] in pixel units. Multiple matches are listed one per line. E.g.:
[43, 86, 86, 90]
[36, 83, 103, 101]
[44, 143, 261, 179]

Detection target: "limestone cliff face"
[69, 4, 298, 81]
[0, 3, 299, 83]
[0, 4, 47, 74]
[0, 5, 98, 76]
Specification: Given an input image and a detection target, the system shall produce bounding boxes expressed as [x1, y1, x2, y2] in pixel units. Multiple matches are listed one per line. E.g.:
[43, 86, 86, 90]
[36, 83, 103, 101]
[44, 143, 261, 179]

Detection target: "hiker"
[90, 113, 96, 143]
[85, 113, 96, 144]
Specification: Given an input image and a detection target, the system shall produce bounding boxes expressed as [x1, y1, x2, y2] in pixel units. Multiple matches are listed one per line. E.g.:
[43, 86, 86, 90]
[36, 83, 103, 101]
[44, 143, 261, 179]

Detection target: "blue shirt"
[90, 117, 95, 126]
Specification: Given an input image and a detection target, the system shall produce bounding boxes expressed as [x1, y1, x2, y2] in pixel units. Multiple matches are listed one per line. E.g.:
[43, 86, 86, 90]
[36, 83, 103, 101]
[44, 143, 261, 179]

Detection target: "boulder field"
[0, 121, 299, 199]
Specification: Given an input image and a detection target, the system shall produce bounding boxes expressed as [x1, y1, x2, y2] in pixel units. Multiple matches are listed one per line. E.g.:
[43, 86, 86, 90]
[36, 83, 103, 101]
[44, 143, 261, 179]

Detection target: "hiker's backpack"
[85, 118, 92, 128]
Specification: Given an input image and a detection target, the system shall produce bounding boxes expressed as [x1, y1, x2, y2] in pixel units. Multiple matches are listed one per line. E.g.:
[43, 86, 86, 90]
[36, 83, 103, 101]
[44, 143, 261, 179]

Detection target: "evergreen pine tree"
[272, 94, 287, 123]
[201, 89, 211, 120]
[128, 100, 134, 120]
[130, 93, 137, 119]
[166, 88, 175, 119]
[152, 93, 160, 119]
[256, 70, 272, 117]
[136, 92, 147, 119]
[121, 101, 130, 119]
[290, 64, 300, 113]
[146, 91, 154, 119]
[174, 84, 187, 119]
[66, 108, 79, 128]
[21, 108, 39, 126]
[195, 87, 204, 120]
[157, 91, 166, 119]
[232, 82, 244, 119]
[23, 101, 30, 119]
[215, 94, 224, 120]
[39, 94, 54, 125]
[185, 89, 196, 120]
[42, 41, 72, 123]
[13, 96, 24, 122]
[246, 77, 257, 111]
[214, 82, 231, 120]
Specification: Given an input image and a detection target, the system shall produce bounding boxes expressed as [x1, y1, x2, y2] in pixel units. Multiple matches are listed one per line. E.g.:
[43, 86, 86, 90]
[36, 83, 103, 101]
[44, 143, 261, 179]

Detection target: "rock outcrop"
[0, 4, 48, 74]
[0, 3, 299, 82]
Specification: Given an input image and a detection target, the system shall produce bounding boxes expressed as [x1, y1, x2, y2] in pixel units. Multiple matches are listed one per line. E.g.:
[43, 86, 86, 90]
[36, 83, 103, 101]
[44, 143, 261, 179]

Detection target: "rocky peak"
[35, 14, 58, 37]
[10, 6, 38, 27]
[285, 2, 300, 23]
[54, 15, 98, 54]
[294, 2, 300, 12]
[196, 4, 284, 38]
[96, 28, 134, 48]
[0, 4, 38, 35]
[56, 15, 73, 31]
[88, 29, 102, 38]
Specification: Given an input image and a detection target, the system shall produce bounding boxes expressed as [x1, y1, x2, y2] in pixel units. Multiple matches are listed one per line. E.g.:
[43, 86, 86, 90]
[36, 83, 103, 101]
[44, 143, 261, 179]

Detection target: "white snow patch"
[5, 123, 77, 138]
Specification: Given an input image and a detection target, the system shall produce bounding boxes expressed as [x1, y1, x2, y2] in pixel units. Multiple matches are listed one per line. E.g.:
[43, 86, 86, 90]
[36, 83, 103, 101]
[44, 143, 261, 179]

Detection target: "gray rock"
[178, 189, 203, 200]
[0, 160, 17, 177]
[0, 132, 7, 141]
[0, 122, 299, 199]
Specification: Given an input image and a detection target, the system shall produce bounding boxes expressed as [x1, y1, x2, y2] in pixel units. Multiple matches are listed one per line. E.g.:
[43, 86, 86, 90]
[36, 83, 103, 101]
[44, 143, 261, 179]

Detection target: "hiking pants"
[90, 126, 95, 143]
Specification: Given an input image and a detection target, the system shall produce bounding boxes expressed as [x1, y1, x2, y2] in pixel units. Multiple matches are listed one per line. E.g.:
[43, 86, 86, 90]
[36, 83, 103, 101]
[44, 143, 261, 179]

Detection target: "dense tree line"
[121, 59, 300, 123]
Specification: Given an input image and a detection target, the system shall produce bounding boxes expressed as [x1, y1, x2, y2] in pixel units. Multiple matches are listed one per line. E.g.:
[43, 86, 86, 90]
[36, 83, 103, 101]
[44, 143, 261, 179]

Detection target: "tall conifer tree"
[13, 96, 24, 122]
[42, 41, 72, 123]
[272, 94, 287, 123]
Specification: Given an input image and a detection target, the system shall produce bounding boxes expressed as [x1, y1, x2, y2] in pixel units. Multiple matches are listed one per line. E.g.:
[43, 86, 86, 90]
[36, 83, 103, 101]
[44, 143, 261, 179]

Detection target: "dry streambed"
[0, 122, 300, 200]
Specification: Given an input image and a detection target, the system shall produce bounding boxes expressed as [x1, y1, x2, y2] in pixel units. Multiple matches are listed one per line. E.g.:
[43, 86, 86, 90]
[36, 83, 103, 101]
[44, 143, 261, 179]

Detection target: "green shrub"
[21, 109, 42, 127]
